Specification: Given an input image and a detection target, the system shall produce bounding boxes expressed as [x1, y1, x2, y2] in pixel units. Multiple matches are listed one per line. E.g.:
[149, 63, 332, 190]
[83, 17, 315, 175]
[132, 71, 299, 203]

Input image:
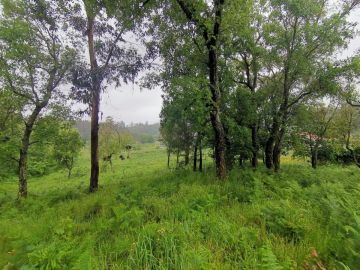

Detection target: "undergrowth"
[0, 145, 359, 269]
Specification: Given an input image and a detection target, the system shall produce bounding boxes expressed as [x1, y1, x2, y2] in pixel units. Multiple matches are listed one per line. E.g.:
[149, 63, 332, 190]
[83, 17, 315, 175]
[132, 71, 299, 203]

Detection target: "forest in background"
[75, 120, 160, 143]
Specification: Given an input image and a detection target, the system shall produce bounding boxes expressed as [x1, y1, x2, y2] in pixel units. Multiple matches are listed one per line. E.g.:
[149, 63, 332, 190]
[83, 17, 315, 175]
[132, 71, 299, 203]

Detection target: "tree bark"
[184, 146, 190, 166]
[18, 106, 42, 198]
[87, 15, 101, 193]
[311, 148, 318, 169]
[251, 124, 258, 168]
[265, 137, 274, 169]
[167, 149, 171, 168]
[199, 139, 203, 172]
[207, 10, 226, 178]
[273, 141, 281, 172]
[193, 143, 197, 172]
[273, 126, 286, 172]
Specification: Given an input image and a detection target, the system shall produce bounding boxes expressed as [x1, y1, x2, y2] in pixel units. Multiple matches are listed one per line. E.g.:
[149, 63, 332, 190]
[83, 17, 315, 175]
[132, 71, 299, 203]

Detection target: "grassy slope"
[0, 144, 359, 269]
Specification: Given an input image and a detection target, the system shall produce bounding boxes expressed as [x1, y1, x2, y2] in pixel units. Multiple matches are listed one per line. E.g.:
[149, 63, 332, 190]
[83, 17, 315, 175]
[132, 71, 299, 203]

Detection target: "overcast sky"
[98, 7, 360, 125]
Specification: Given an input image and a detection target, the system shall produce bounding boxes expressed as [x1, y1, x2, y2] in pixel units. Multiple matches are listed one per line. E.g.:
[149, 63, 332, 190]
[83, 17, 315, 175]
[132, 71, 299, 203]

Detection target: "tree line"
[156, 0, 360, 175]
[0, 0, 359, 198]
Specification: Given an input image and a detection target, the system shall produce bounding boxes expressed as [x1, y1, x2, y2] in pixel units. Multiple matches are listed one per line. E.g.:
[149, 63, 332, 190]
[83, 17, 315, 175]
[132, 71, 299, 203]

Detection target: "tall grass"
[0, 144, 359, 269]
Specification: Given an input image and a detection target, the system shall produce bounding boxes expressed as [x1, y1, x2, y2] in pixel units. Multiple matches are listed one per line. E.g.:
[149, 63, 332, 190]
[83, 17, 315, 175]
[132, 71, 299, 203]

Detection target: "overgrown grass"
[0, 144, 359, 269]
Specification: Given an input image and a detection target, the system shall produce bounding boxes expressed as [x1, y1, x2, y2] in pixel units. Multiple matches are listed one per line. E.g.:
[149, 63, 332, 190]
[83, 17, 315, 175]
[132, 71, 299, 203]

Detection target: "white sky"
[98, 6, 360, 125]
[100, 85, 163, 125]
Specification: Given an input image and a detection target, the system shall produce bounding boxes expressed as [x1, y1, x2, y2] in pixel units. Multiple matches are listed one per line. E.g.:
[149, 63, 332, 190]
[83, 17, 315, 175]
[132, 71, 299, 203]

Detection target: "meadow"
[0, 144, 359, 269]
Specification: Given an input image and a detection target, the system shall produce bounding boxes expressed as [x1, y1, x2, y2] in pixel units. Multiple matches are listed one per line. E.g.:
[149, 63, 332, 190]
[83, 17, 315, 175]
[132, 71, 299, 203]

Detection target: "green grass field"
[0, 144, 359, 269]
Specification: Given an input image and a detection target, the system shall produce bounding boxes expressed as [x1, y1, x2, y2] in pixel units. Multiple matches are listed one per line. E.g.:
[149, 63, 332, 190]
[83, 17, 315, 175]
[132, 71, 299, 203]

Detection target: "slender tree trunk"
[176, 150, 179, 165]
[167, 150, 170, 168]
[311, 148, 318, 169]
[89, 85, 100, 192]
[251, 124, 258, 168]
[199, 139, 203, 172]
[87, 15, 101, 192]
[18, 106, 42, 198]
[193, 143, 197, 172]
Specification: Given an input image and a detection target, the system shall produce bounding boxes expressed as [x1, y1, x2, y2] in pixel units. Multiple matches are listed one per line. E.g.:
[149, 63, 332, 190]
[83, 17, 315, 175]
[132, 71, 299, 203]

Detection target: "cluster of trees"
[291, 103, 360, 168]
[0, 0, 143, 197]
[155, 0, 360, 176]
[0, 105, 84, 180]
[99, 116, 135, 171]
[0, 0, 359, 198]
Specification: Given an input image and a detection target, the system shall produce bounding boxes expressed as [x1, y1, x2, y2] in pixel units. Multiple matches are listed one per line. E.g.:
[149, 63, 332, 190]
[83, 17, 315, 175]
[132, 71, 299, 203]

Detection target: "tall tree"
[67, 0, 143, 192]
[261, 0, 358, 171]
[175, 0, 227, 179]
[0, 0, 75, 197]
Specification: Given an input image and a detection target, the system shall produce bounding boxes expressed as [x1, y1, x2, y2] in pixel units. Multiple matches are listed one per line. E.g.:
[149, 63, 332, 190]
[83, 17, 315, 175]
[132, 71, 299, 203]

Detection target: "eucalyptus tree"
[261, 0, 359, 171]
[0, 0, 75, 197]
[65, 0, 143, 192]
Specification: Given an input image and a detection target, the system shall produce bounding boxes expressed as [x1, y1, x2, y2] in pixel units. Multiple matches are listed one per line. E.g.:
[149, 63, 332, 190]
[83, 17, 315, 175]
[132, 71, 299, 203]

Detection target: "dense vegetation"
[1, 0, 360, 269]
[1, 145, 360, 269]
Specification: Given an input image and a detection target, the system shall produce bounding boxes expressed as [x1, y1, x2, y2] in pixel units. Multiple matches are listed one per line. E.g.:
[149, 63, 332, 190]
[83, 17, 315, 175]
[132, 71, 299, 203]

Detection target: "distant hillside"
[74, 120, 160, 143]
[127, 122, 160, 143]
[74, 120, 91, 141]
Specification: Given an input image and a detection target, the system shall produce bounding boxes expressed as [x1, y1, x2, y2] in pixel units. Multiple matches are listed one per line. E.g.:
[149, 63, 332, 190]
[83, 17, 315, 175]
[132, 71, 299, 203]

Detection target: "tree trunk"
[184, 146, 190, 166]
[211, 111, 226, 179]
[199, 139, 203, 172]
[87, 15, 100, 193]
[193, 144, 197, 172]
[167, 150, 170, 168]
[175, 0, 226, 179]
[207, 0, 226, 180]
[273, 142, 281, 172]
[311, 148, 318, 169]
[251, 124, 258, 168]
[265, 137, 274, 169]
[89, 85, 100, 192]
[18, 106, 42, 198]
[176, 150, 179, 165]
[208, 43, 226, 178]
